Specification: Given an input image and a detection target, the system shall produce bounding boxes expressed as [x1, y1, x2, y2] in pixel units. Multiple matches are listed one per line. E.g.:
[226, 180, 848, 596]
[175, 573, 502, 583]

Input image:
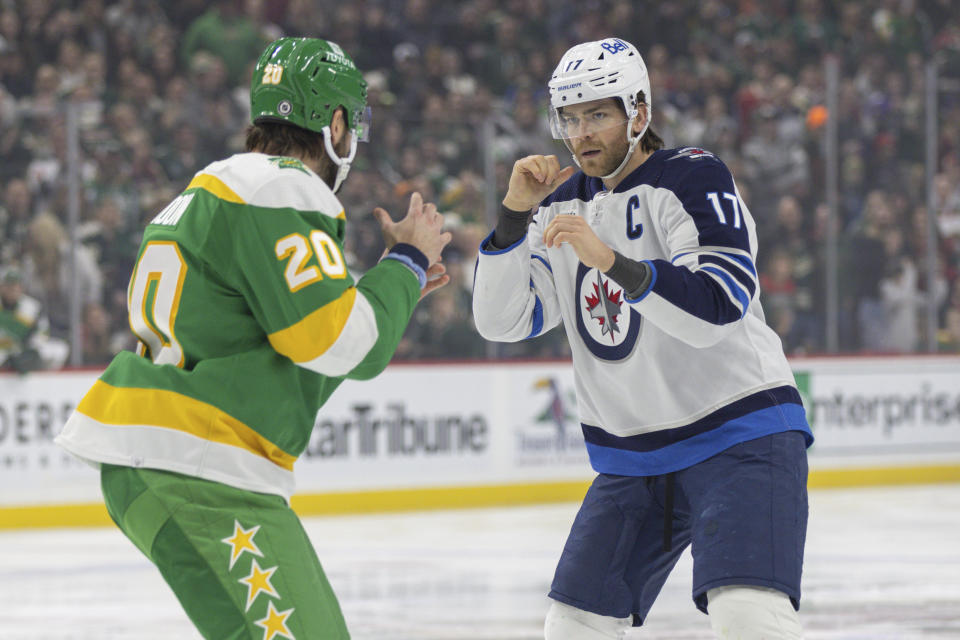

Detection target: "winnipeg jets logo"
[668, 147, 715, 161]
[575, 264, 642, 361]
[585, 271, 623, 341]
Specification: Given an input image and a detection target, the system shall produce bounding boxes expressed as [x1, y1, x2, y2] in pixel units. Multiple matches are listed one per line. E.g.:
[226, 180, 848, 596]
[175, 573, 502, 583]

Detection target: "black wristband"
[490, 204, 531, 249]
[604, 251, 652, 299]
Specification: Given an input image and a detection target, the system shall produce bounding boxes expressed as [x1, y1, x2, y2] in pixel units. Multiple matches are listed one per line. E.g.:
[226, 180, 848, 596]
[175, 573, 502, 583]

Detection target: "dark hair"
[640, 126, 664, 153]
[636, 90, 663, 153]
[244, 120, 326, 160]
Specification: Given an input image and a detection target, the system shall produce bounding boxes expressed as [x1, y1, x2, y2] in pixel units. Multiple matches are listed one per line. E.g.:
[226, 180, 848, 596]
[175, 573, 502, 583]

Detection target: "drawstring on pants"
[662, 472, 675, 552]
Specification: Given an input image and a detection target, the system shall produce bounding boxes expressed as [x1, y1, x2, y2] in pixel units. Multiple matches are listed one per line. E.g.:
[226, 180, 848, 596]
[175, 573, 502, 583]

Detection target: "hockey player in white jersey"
[472, 38, 813, 639]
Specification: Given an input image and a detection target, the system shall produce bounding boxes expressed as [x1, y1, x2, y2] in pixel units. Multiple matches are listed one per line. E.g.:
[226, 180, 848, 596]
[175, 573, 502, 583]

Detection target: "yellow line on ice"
[2, 466, 959, 529]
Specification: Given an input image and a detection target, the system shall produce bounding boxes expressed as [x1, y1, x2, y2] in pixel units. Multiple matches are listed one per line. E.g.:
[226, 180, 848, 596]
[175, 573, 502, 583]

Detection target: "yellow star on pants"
[240, 559, 280, 611]
[222, 520, 264, 570]
[255, 601, 295, 640]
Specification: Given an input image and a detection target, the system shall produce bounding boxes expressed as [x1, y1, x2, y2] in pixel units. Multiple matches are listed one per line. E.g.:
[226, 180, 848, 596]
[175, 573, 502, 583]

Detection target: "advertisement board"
[793, 357, 960, 467]
[1, 356, 958, 524]
[294, 363, 588, 493]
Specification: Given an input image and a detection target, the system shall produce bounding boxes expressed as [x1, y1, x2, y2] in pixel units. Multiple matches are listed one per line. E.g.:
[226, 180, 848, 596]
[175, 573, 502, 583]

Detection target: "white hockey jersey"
[473, 147, 813, 476]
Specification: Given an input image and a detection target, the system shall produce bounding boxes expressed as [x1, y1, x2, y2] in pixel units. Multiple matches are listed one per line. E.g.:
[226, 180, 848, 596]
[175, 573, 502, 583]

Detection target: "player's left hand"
[543, 215, 615, 271]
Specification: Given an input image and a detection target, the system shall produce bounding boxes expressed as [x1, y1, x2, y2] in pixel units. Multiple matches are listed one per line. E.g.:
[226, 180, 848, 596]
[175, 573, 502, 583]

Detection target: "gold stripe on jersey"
[187, 153, 347, 218]
[77, 380, 296, 471]
[186, 174, 246, 204]
[268, 287, 357, 363]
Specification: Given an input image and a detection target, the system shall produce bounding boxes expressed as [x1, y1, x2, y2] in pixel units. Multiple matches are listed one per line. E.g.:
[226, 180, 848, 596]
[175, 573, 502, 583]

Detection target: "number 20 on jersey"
[275, 231, 346, 292]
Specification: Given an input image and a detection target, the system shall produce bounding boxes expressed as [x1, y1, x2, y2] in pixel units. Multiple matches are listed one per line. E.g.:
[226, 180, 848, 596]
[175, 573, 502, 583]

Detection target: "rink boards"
[1, 356, 959, 528]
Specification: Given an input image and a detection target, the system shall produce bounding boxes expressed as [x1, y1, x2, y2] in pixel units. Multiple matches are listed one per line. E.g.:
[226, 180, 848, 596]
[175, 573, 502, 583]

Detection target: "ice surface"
[1, 483, 958, 639]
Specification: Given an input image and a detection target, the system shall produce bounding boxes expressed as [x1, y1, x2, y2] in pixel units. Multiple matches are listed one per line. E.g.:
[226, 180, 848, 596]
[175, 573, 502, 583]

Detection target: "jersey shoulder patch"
[666, 146, 717, 162]
[658, 147, 730, 194]
[266, 156, 311, 175]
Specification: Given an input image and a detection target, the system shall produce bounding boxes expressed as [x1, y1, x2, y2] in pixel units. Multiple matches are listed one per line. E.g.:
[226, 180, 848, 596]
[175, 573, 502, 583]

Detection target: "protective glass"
[549, 105, 629, 141]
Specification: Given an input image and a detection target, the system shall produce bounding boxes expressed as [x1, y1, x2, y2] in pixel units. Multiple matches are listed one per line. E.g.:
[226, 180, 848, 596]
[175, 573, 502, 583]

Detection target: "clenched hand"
[543, 214, 615, 271]
[502, 155, 577, 212]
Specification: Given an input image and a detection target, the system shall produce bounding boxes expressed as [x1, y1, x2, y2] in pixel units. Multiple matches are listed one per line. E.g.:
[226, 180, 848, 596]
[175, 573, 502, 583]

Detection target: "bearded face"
[570, 126, 632, 178]
[555, 98, 633, 178]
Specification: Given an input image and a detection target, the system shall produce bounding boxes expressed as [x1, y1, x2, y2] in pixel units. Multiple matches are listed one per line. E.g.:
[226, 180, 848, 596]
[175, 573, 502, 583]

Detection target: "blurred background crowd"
[1, 0, 959, 371]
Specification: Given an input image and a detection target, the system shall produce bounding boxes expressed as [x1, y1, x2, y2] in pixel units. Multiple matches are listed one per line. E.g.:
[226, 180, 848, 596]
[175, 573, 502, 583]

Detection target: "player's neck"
[601, 147, 653, 191]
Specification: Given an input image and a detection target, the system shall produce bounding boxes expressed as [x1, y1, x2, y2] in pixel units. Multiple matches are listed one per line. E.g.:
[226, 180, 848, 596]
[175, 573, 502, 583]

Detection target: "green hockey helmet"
[250, 37, 370, 191]
[251, 37, 369, 138]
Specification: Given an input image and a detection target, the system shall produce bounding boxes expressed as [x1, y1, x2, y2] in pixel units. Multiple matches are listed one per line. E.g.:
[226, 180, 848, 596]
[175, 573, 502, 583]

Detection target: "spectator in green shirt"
[180, 0, 267, 86]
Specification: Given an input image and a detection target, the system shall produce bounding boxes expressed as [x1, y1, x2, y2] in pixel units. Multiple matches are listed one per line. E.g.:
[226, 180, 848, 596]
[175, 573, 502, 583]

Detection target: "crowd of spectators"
[1, 0, 959, 370]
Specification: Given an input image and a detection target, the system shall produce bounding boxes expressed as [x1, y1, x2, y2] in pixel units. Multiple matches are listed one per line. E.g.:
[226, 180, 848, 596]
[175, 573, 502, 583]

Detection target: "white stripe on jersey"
[298, 290, 379, 376]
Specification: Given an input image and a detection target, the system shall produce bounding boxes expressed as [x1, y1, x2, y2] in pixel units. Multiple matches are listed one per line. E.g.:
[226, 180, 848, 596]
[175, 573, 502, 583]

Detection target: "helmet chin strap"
[321, 125, 358, 193]
[568, 111, 651, 182]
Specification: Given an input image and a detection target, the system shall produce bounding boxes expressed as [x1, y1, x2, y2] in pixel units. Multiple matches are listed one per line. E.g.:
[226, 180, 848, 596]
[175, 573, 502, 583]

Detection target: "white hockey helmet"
[548, 38, 652, 179]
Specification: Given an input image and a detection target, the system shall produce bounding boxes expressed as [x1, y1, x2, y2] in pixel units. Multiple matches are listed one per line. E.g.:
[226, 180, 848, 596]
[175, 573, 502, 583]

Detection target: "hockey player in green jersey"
[56, 37, 451, 639]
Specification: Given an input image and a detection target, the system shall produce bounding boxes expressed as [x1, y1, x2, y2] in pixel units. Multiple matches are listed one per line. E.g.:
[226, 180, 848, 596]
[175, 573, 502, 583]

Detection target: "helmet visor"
[548, 103, 630, 141]
[353, 106, 372, 143]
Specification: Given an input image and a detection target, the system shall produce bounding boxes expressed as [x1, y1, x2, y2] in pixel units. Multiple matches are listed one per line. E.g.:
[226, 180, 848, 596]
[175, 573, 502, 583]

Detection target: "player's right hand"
[502, 155, 576, 212]
[420, 262, 450, 300]
[373, 192, 452, 268]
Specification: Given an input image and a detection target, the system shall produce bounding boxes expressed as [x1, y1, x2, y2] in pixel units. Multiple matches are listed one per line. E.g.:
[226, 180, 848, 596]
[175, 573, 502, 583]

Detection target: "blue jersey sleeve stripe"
[479, 230, 526, 255]
[674, 250, 756, 282]
[531, 253, 552, 273]
[525, 290, 544, 339]
[717, 251, 757, 276]
[700, 255, 756, 298]
[703, 251, 756, 281]
[702, 266, 750, 315]
[649, 259, 743, 325]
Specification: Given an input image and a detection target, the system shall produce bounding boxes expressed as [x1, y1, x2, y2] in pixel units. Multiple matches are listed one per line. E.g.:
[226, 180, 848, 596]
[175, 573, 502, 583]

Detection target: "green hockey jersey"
[56, 153, 422, 499]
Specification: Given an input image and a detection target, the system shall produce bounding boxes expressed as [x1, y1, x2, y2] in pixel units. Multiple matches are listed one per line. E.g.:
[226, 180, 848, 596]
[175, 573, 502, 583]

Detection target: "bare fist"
[543, 214, 615, 271]
[502, 155, 577, 212]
